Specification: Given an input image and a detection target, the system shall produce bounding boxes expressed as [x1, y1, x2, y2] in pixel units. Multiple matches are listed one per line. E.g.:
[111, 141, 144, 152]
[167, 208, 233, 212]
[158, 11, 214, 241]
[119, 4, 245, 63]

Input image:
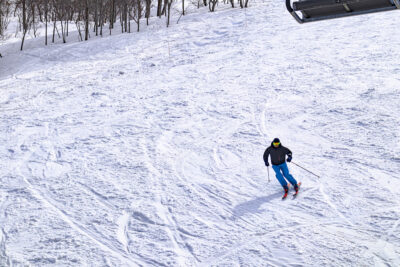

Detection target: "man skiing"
[263, 138, 300, 198]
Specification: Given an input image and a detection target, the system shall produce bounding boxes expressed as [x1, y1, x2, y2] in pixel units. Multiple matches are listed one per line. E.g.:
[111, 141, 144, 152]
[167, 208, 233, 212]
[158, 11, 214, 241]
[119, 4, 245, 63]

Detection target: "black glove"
[265, 162, 269, 167]
[287, 155, 292, 163]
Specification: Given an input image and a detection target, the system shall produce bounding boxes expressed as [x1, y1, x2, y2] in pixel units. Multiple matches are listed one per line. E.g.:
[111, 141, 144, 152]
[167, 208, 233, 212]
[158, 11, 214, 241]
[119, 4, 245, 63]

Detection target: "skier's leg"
[272, 165, 288, 189]
[281, 163, 298, 186]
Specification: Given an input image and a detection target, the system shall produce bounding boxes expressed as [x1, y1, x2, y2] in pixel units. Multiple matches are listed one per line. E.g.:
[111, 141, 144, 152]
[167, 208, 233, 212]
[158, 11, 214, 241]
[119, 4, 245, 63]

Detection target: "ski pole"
[291, 161, 320, 178]
[267, 166, 270, 182]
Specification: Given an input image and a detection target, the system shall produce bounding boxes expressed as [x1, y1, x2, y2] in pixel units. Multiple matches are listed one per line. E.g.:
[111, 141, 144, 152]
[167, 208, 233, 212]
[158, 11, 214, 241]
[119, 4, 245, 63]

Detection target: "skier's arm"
[263, 148, 270, 166]
[286, 147, 292, 162]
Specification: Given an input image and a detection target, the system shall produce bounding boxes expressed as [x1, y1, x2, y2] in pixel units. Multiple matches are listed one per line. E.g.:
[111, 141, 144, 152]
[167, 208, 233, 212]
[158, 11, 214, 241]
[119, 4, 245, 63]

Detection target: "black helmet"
[272, 138, 281, 147]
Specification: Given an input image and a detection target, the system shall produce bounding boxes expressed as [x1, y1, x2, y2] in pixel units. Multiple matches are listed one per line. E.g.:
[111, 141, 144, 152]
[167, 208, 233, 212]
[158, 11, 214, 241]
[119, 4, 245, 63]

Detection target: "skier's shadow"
[232, 192, 282, 218]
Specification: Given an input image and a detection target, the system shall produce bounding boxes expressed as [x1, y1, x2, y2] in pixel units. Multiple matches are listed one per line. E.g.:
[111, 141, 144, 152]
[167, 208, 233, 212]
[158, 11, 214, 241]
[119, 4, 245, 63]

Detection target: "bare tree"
[120, 0, 128, 33]
[6, 0, 247, 52]
[84, 0, 89, 40]
[53, 0, 68, 43]
[109, 0, 115, 34]
[0, 0, 11, 39]
[157, 0, 162, 17]
[42, 0, 50, 45]
[161, 0, 167, 16]
[166, 0, 172, 26]
[93, 0, 98, 35]
[132, 0, 143, 32]
[144, 0, 150, 25]
[18, 0, 29, 50]
[209, 0, 217, 12]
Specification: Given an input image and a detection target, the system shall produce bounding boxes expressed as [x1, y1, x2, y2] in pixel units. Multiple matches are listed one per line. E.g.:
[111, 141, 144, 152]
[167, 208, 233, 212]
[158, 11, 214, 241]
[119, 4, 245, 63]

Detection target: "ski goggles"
[273, 142, 280, 146]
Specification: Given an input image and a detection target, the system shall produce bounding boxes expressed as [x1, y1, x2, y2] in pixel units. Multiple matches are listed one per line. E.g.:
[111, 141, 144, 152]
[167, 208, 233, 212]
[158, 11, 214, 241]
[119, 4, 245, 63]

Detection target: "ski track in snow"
[0, 203, 11, 266]
[14, 131, 144, 266]
[117, 212, 131, 254]
[1, 1, 400, 266]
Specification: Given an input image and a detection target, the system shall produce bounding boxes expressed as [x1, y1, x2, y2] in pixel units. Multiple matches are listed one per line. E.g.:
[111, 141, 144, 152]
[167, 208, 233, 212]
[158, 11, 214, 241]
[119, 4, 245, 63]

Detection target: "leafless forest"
[0, 0, 250, 51]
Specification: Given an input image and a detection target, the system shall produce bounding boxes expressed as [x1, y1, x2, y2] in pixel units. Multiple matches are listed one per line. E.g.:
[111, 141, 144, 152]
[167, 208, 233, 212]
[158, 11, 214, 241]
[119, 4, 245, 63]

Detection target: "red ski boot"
[282, 187, 289, 200]
[293, 182, 302, 198]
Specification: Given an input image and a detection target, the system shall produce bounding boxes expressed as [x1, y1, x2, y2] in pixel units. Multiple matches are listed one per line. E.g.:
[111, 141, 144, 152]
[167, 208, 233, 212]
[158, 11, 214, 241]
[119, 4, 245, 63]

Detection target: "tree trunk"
[157, 0, 162, 17]
[100, 4, 103, 36]
[112, 0, 116, 25]
[20, 0, 27, 51]
[95, 0, 98, 36]
[137, 0, 141, 32]
[213, 0, 218, 11]
[162, 0, 167, 16]
[0, 6, 3, 37]
[146, 0, 151, 25]
[31, 2, 37, 38]
[76, 21, 83, 41]
[98, 2, 102, 36]
[45, 7, 48, 45]
[167, 0, 171, 27]
[209, 0, 217, 11]
[110, 0, 115, 35]
[124, 5, 127, 33]
[60, 15, 66, 43]
[85, 1, 89, 41]
[52, 12, 56, 43]
[120, 11, 123, 33]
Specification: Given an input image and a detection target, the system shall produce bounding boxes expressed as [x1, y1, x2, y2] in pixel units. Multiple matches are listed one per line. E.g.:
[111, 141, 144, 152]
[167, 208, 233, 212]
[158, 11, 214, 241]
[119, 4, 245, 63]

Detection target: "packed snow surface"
[1, 1, 400, 266]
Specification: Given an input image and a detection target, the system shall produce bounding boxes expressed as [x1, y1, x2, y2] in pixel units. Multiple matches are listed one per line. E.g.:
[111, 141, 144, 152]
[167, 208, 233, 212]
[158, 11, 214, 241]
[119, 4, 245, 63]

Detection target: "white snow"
[1, 1, 400, 266]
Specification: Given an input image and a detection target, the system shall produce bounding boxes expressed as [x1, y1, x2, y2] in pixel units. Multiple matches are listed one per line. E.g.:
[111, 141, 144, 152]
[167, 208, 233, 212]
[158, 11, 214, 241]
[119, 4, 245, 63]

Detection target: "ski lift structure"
[286, 0, 400, 23]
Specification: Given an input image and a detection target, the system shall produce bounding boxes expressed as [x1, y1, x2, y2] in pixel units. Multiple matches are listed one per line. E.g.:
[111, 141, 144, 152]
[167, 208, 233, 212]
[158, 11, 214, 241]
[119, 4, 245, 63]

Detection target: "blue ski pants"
[272, 163, 297, 189]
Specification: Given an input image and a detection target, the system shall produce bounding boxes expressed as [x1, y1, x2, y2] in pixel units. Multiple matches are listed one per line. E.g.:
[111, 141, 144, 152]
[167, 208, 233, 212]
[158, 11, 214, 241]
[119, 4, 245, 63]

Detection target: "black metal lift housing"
[286, 0, 400, 23]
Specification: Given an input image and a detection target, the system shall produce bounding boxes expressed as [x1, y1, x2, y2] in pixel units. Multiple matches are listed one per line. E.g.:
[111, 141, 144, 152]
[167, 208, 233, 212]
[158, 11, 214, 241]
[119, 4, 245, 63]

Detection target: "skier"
[263, 138, 300, 198]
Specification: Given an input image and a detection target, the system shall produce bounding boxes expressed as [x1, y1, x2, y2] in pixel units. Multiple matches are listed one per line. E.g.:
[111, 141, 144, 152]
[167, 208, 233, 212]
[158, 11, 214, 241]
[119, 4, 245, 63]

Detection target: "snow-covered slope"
[1, 1, 400, 266]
